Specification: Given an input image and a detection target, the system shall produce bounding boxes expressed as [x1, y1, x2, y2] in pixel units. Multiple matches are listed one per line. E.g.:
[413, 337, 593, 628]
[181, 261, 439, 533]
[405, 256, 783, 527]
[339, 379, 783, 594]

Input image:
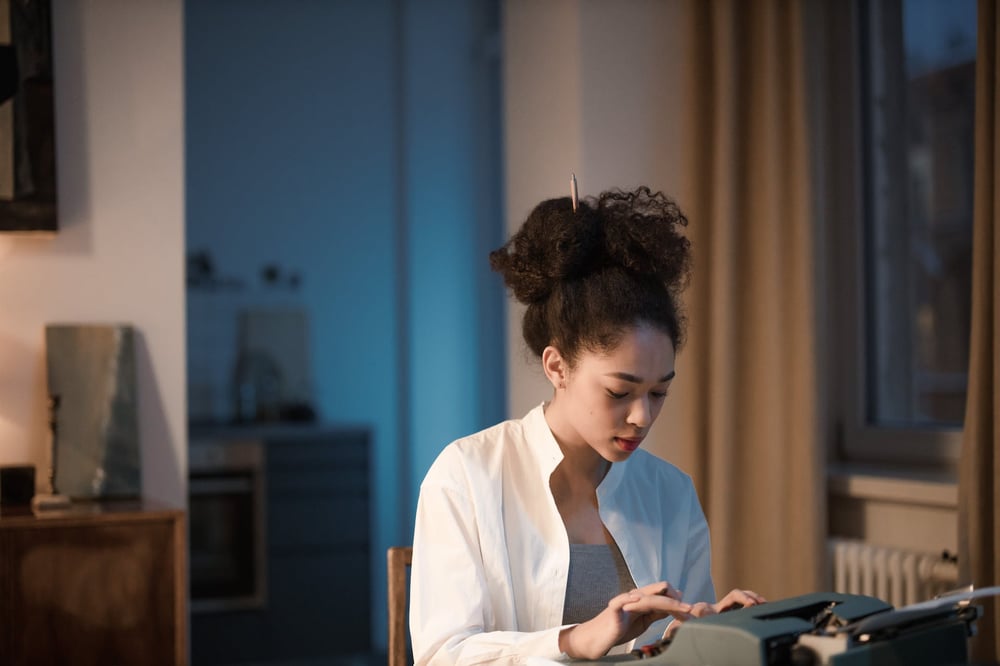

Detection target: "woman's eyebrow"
[605, 370, 676, 383]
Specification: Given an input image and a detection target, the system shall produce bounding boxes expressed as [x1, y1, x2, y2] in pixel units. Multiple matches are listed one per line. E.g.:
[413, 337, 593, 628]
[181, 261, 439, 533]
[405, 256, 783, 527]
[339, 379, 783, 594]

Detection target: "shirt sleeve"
[410, 455, 569, 666]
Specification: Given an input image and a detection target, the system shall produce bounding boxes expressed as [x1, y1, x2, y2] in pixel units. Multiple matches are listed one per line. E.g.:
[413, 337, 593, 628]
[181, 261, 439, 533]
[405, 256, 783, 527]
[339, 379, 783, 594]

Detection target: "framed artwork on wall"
[0, 0, 56, 233]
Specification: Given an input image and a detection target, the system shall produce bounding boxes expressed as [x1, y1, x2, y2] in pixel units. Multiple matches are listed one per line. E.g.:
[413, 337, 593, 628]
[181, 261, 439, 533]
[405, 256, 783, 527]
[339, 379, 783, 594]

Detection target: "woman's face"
[556, 322, 676, 462]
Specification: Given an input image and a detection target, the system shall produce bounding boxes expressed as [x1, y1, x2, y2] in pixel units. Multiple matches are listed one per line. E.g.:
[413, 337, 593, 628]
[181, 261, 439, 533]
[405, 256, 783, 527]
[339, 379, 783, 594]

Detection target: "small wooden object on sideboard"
[0, 500, 187, 666]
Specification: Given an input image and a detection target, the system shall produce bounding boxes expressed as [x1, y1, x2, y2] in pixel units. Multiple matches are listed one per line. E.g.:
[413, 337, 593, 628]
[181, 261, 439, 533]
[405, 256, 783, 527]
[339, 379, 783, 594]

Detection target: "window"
[833, 0, 975, 469]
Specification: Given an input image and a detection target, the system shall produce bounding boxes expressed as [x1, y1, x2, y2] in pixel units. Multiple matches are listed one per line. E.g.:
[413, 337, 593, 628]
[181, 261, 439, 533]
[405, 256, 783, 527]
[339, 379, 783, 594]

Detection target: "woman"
[410, 186, 763, 665]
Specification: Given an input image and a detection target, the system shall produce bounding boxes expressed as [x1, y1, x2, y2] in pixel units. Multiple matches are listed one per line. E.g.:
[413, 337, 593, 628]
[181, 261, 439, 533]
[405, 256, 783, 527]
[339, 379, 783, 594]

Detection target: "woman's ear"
[541, 346, 568, 390]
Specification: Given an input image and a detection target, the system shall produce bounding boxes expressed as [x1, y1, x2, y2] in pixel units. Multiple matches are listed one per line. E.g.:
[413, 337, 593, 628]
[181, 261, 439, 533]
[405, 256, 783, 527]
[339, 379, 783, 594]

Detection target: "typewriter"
[572, 591, 981, 666]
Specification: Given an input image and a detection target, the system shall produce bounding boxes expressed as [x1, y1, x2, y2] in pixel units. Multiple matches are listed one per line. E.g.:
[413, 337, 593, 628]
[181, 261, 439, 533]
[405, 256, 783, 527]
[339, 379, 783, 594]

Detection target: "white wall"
[502, 0, 688, 457]
[0, 1, 186, 507]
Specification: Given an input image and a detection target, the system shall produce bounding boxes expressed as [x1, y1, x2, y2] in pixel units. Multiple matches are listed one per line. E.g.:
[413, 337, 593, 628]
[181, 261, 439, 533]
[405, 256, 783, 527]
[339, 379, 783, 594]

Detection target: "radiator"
[828, 537, 959, 608]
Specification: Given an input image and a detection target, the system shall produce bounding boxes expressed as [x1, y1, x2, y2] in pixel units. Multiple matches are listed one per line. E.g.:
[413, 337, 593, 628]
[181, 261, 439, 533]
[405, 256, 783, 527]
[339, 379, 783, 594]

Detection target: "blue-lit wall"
[185, 0, 505, 652]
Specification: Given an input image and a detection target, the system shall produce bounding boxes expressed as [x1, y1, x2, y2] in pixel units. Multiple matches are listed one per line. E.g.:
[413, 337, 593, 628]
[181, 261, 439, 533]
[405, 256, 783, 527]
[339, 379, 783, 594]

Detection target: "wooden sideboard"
[0, 500, 186, 666]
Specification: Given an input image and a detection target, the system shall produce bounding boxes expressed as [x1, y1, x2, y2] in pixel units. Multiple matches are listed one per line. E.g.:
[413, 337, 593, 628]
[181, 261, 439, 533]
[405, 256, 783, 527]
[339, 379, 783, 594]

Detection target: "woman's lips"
[615, 437, 642, 452]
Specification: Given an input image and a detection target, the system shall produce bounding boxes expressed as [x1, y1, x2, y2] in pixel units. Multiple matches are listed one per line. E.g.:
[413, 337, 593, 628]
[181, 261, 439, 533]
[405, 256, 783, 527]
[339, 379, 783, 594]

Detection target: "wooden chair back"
[387, 546, 413, 666]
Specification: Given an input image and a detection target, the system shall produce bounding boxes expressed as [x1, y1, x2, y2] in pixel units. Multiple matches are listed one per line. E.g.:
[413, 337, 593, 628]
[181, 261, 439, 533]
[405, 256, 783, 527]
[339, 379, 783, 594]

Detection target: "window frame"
[824, 0, 965, 473]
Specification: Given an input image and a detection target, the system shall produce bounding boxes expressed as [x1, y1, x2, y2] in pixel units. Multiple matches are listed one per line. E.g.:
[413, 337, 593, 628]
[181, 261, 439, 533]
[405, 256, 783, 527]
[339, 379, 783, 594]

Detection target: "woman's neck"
[545, 397, 612, 545]
[544, 397, 611, 488]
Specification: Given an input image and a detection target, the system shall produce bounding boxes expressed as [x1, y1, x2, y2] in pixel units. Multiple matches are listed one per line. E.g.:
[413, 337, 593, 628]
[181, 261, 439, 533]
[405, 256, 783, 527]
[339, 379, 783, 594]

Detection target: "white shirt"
[410, 403, 716, 666]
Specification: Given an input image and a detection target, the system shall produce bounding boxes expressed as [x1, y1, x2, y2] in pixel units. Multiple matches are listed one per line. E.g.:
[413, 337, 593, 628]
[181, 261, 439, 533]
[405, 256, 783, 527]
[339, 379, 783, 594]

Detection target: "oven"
[188, 438, 267, 612]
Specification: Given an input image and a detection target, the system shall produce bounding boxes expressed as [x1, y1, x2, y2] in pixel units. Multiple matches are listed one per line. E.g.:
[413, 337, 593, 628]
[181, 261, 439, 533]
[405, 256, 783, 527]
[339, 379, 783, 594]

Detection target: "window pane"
[863, 0, 975, 427]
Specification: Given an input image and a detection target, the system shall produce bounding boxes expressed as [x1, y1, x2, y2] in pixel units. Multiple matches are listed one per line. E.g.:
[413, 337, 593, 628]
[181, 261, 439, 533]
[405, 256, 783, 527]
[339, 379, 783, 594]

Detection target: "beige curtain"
[669, 0, 825, 600]
[958, 0, 1000, 661]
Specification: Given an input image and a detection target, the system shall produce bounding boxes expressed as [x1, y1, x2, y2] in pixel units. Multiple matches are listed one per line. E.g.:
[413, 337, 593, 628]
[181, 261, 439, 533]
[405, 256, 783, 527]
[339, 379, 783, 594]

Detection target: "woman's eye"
[606, 390, 628, 400]
[651, 391, 668, 400]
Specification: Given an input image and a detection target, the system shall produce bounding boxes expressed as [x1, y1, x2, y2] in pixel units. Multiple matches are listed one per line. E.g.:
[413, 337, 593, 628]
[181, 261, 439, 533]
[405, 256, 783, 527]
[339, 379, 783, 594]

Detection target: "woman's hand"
[559, 582, 692, 660]
[664, 588, 767, 637]
[712, 588, 766, 613]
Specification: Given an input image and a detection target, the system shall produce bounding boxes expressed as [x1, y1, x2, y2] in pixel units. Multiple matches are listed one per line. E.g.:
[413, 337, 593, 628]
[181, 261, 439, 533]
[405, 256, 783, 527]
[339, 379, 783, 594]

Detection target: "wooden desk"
[0, 500, 187, 666]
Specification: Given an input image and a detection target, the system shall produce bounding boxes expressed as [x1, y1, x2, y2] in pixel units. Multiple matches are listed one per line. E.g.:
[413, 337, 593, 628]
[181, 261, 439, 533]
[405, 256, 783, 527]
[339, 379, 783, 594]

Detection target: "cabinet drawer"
[268, 549, 370, 659]
[267, 436, 368, 467]
[268, 496, 369, 550]
[267, 461, 368, 496]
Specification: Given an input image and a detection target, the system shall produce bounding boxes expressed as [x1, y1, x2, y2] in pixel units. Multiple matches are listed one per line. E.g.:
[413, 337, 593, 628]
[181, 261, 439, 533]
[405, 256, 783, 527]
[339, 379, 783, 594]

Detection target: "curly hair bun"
[489, 186, 690, 305]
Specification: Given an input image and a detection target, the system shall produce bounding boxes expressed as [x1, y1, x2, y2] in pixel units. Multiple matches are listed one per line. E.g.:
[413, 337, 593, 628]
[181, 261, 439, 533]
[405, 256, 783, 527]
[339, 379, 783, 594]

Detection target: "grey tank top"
[562, 542, 637, 625]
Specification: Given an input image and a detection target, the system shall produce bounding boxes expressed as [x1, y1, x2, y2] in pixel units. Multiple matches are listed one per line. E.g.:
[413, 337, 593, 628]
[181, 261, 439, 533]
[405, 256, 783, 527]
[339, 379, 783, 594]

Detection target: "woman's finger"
[687, 601, 715, 618]
[633, 581, 670, 598]
[621, 594, 693, 617]
[631, 580, 685, 604]
[606, 589, 641, 612]
[714, 588, 765, 612]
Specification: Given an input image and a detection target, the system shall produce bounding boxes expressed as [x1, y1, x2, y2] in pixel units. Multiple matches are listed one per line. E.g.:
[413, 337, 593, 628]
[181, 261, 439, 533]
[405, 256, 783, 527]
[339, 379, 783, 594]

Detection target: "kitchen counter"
[188, 422, 373, 665]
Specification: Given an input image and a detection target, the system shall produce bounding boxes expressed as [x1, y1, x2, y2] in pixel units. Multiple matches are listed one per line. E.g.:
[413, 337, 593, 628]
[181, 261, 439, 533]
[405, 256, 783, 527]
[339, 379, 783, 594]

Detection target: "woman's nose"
[627, 396, 651, 428]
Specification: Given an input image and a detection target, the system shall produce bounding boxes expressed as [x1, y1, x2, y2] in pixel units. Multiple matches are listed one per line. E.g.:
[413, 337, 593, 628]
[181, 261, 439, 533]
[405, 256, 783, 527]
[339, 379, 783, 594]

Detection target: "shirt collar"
[524, 402, 564, 478]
